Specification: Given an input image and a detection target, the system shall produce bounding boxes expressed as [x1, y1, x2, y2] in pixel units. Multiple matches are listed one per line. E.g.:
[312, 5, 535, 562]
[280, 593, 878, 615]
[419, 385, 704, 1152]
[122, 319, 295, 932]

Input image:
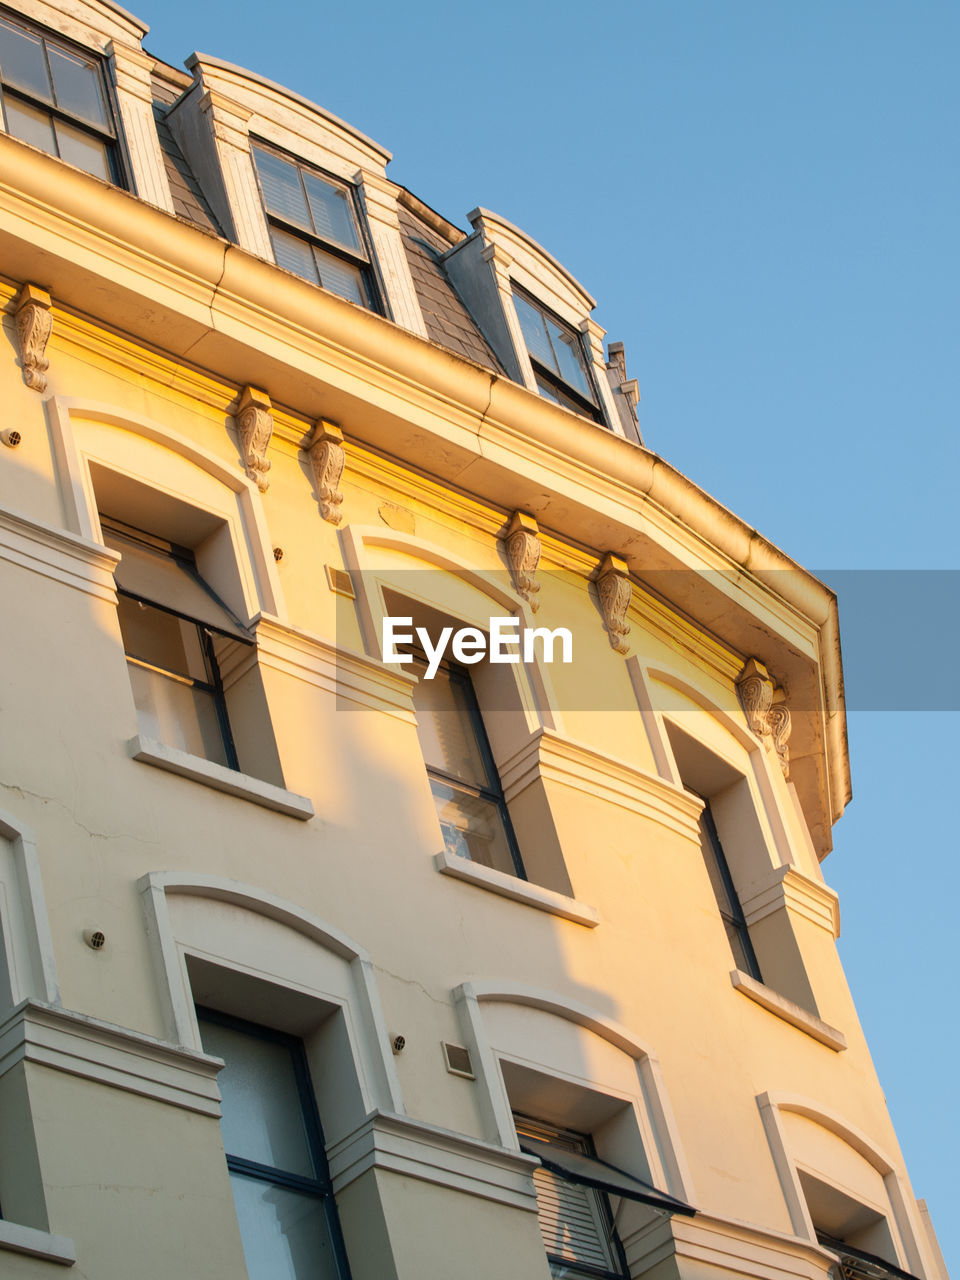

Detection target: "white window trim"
[756, 1092, 936, 1280]
[463, 208, 622, 431]
[172, 55, 428, 334]
[433, 847, 598, 926]
[45, 396, 285, 622]
[0, 1216, 75, 1266]
[0, 0, 174, 210]
[730, 970, 845, 1051]
[128, 735, 314, 819]
[0, 809, 60, 1008]
[138, 871, 404, 1117]
[340, 522, 564, 736]
[454, 981, 696, 1207]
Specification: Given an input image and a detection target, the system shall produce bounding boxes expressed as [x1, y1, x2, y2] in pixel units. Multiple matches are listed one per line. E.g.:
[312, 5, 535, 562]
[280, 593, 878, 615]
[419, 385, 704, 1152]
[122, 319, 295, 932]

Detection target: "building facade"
[0, 2, 949, 1279]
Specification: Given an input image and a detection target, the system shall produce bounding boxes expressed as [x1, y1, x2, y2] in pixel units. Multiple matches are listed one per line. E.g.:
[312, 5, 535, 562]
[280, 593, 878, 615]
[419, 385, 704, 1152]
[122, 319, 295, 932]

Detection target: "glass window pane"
[513, 293, 557, 373]
[127, 663, 228, 764]
[55, 119, 111, 179]
[270, 226, 320, 283]
[3, 95, 57, 155]
[302, 171, 360, 251]
[197, 1020, 315, 1178]
[229, 1174, 343, 1280]
[117, 596, 208, 682]
[254, 148, 311, 229]
[723, 919, 754, 975]
[411, 662, 490, 785]
[0, 19, 52, 101]
[48, 46, 108, 127]
[313, 247, 366, 305]
[547, 316, 593, 398]
[430, 779, 517, 875]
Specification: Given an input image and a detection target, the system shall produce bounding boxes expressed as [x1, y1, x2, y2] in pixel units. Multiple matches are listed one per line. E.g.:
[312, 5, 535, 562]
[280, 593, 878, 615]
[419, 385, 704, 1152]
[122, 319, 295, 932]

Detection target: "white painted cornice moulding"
[0, 503, 119, 602]
[623, 1209, 841, 1280]
[0, 137, 848, 842]
[0, 998, 223, 1116]
[326, 1110, 539, 1212]
[254, 617, 418, 724]
[498, 729, 703, 841]
[741, 864, 841, 938]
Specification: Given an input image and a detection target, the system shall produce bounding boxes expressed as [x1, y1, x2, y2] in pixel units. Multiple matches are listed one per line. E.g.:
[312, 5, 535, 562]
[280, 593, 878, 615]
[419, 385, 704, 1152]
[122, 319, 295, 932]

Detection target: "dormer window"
[251, 142, 379, 311]
[511, 288, 602, 422]
[0, 13, 121, 184]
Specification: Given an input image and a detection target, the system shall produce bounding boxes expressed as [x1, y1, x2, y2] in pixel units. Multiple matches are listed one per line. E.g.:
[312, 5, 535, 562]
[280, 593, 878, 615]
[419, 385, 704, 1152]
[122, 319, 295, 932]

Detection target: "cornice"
[741, 865, 841, 938]
[255, 616, 418, 724]
[498, 729, 703, 841]
[0, 503, 119, 602]
[0, 999, 222, 1116]
[0, 136, 849, 845]
[326, 1109, 539, 1212]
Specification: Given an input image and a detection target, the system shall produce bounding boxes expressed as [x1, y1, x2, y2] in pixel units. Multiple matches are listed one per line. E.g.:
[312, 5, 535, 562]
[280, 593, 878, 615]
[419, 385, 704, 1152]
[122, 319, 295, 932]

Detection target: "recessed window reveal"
[382, 616, 573, 678]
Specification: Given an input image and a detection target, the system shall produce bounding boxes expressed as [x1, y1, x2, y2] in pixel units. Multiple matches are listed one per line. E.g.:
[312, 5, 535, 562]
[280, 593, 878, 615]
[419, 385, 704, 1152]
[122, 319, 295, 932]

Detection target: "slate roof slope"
[150, 66, 223, 235]
[397, 198, 504, 374]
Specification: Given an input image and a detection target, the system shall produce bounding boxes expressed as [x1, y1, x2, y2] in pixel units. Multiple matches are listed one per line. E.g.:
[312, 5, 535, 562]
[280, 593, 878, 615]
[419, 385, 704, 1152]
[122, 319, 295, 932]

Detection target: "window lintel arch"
[138, 870, 404, 1121]
[341, 522, 563, 735]
[46, 395, 284, 621]
[455, 980, 695, 1206]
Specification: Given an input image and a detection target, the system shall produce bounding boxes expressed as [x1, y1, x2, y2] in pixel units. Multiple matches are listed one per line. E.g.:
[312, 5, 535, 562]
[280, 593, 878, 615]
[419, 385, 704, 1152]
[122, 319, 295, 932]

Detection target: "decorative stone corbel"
[596, 553, 632, 654]
[736, 658, 792, 776]
[504, 511, 541, 612]
[767, 697, 792, 777]
[307, 419, 345, 525]
[236, 386, 273, 492]
[15, 284, 53, 393]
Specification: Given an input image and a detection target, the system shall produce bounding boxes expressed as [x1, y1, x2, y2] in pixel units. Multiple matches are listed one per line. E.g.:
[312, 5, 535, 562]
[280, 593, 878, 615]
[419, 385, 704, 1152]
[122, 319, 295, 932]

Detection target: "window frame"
[511, 286, 604, 423]
[0, 5, 125, 185]
[514, 1113, 630, 1280]
[250, 138, 381, 312]
[196, 1005, 354, 1280]
[695, 795, 763, 983]
[104, 516, 248, 773]
[412, 653, 527, 881]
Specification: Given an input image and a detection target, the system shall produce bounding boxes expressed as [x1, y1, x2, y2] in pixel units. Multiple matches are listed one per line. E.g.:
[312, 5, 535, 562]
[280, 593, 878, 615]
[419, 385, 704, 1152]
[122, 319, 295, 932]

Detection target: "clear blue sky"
[143, 1, 959, 1268]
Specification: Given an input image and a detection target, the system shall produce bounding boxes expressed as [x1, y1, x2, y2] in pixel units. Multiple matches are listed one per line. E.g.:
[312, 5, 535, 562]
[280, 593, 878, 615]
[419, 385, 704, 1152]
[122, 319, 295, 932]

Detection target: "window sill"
[0, 1218, 76, 1265]
[433, 848, 598, 927]
[730, 970, 846, 1052]
[128, 736, 314, 820]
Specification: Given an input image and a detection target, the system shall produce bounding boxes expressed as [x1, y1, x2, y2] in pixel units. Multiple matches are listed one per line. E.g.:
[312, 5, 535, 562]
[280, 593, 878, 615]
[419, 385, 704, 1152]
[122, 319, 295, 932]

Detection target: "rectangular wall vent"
[442, 1042, 475, 1079]
[325, 565, 355, 597]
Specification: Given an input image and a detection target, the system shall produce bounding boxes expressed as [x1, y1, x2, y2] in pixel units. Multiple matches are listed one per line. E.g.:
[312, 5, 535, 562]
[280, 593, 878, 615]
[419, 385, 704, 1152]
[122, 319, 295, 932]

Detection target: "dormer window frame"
[0, 6, 126, 186]
[250, 137, 382, 314]
[510, 284, 605, 424]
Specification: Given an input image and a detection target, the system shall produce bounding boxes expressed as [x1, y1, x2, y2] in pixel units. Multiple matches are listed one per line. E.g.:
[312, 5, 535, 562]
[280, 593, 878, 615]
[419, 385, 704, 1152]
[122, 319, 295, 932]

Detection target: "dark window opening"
[514, 1115, 631, 1280]
[696, 798, 763, 982]
[251, 142, 379, 312]
[410, 655, 525, 879]
[0, 10, 122, 184]
[103, 517, 249, 770]
[512, 288, 604, 424]
[197, 1008, 352, 1280]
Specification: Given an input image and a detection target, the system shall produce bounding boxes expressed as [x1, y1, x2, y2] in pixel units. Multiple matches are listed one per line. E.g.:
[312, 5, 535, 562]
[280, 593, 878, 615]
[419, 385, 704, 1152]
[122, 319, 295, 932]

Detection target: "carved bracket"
[597, 552, 632, 654]
[307, 419, 345, 525]
[736, 658, 792, 777]
[236, 386, 273, 492]
[15, 284, 53, 393]
[504, 511, 541, 612]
